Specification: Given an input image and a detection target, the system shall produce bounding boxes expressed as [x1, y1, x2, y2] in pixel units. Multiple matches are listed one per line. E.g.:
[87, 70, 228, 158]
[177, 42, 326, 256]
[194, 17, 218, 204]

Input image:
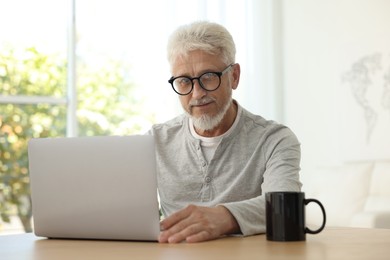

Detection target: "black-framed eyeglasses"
[168, 63, 235, 96]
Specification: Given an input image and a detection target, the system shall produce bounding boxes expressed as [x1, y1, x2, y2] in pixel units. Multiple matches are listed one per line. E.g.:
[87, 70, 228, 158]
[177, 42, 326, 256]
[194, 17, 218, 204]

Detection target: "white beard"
[188, 96, 232, 131]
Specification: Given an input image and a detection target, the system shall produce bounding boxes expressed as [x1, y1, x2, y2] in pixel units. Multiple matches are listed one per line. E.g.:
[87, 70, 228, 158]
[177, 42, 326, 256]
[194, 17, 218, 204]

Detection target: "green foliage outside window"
[0, 47, 154, 232]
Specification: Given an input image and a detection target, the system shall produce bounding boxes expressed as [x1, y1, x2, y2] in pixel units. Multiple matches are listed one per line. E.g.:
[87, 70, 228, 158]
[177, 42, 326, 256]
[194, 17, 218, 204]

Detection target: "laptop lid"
[28, 135, 160, 241]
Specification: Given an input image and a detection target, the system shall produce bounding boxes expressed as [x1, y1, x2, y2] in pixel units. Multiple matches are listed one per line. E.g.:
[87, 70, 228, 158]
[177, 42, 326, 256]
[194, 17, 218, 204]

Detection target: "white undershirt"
[189, 105, 242, 163]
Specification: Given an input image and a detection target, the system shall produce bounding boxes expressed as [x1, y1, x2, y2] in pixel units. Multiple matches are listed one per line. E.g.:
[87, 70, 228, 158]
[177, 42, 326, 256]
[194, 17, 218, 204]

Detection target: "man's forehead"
[171, 51, 224, 73]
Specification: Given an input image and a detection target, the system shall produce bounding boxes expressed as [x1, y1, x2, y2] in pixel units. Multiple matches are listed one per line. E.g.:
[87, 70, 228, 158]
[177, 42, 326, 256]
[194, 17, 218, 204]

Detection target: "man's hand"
[158, 204, 240, 243]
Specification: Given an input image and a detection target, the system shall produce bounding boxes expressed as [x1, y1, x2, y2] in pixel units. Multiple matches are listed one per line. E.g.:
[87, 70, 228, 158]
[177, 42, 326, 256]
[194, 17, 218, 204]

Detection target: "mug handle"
[304, 198, 326, 234]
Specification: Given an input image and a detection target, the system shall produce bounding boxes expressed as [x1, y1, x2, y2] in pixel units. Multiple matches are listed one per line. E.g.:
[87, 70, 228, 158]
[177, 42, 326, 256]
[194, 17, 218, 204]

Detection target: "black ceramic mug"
[265, 191, 326, 241]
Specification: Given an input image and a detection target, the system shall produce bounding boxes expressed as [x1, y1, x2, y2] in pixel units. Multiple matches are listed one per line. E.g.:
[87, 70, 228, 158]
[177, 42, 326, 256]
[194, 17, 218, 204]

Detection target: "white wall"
[281, 0, 390, 176]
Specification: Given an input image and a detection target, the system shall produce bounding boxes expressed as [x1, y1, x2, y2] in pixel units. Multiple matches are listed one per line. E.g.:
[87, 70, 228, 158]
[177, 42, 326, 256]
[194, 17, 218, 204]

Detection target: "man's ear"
[231, 63, 240, 90]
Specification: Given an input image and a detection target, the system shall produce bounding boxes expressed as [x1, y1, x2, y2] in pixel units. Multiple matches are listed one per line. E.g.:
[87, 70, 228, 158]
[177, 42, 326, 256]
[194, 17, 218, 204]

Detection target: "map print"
[342, 53, 390, 144]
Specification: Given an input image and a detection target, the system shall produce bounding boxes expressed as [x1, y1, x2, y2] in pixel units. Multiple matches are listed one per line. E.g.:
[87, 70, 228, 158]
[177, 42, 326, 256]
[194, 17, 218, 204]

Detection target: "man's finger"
[166, 223, 203, 243]
[160, 204, 195, 230]
[186, 230, 212, 243]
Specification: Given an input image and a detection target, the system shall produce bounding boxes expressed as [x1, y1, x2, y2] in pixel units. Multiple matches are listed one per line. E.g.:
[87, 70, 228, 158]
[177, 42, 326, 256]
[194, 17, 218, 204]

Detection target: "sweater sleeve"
[221, 128, 302, 236]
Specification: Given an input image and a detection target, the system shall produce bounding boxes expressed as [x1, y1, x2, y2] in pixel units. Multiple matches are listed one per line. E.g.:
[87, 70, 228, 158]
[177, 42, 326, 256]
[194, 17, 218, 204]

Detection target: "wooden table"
[1, 227, 389, 259]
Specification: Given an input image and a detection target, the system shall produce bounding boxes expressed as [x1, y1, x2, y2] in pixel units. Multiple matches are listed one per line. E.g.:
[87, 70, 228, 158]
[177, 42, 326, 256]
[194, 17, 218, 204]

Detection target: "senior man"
[148, 21, 302, 243]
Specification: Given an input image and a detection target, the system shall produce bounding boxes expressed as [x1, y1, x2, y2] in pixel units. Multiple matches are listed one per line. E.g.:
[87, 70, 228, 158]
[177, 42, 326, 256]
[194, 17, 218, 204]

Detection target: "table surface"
[1, 227, 390, 260]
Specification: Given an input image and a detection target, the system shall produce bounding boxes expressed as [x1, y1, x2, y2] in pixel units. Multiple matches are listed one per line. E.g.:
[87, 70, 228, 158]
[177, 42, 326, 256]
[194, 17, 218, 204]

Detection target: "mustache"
[189, 96, 215, 106]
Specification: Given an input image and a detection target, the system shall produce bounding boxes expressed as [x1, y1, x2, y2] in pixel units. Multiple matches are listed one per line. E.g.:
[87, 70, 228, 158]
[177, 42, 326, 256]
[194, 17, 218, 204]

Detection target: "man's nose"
[191, 79, 207, 99]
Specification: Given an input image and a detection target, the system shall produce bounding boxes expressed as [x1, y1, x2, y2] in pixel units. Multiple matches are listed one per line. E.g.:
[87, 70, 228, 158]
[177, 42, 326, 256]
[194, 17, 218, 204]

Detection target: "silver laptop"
[28, 135, 160, 241]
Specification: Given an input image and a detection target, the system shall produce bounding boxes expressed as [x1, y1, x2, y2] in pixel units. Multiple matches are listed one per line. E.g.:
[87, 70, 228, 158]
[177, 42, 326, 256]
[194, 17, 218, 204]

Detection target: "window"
[0, 0, 68, 235]
[1, 0, 276, 234]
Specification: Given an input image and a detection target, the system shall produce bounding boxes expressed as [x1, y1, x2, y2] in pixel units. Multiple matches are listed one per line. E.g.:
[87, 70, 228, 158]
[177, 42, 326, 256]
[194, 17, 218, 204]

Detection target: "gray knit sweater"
[148, 104, 302, 236]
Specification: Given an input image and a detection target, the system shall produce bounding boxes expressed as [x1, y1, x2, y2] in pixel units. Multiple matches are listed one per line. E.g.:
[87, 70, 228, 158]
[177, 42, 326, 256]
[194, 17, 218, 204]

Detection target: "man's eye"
[201, 72, 218, 81]
[177, 77, 191, 85]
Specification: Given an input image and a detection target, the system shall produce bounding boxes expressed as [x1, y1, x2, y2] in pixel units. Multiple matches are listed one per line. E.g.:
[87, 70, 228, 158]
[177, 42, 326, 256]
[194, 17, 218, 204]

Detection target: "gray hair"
[167, 21, 236, 66]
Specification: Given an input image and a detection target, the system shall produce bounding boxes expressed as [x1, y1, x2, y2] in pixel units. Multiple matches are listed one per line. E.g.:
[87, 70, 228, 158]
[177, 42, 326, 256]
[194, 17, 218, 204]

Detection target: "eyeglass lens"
[173, 72, 220, 95]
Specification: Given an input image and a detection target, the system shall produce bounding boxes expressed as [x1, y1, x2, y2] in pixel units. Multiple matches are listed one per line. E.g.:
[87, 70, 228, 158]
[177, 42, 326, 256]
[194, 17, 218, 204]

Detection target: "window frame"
[0, 0, 77, 137]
